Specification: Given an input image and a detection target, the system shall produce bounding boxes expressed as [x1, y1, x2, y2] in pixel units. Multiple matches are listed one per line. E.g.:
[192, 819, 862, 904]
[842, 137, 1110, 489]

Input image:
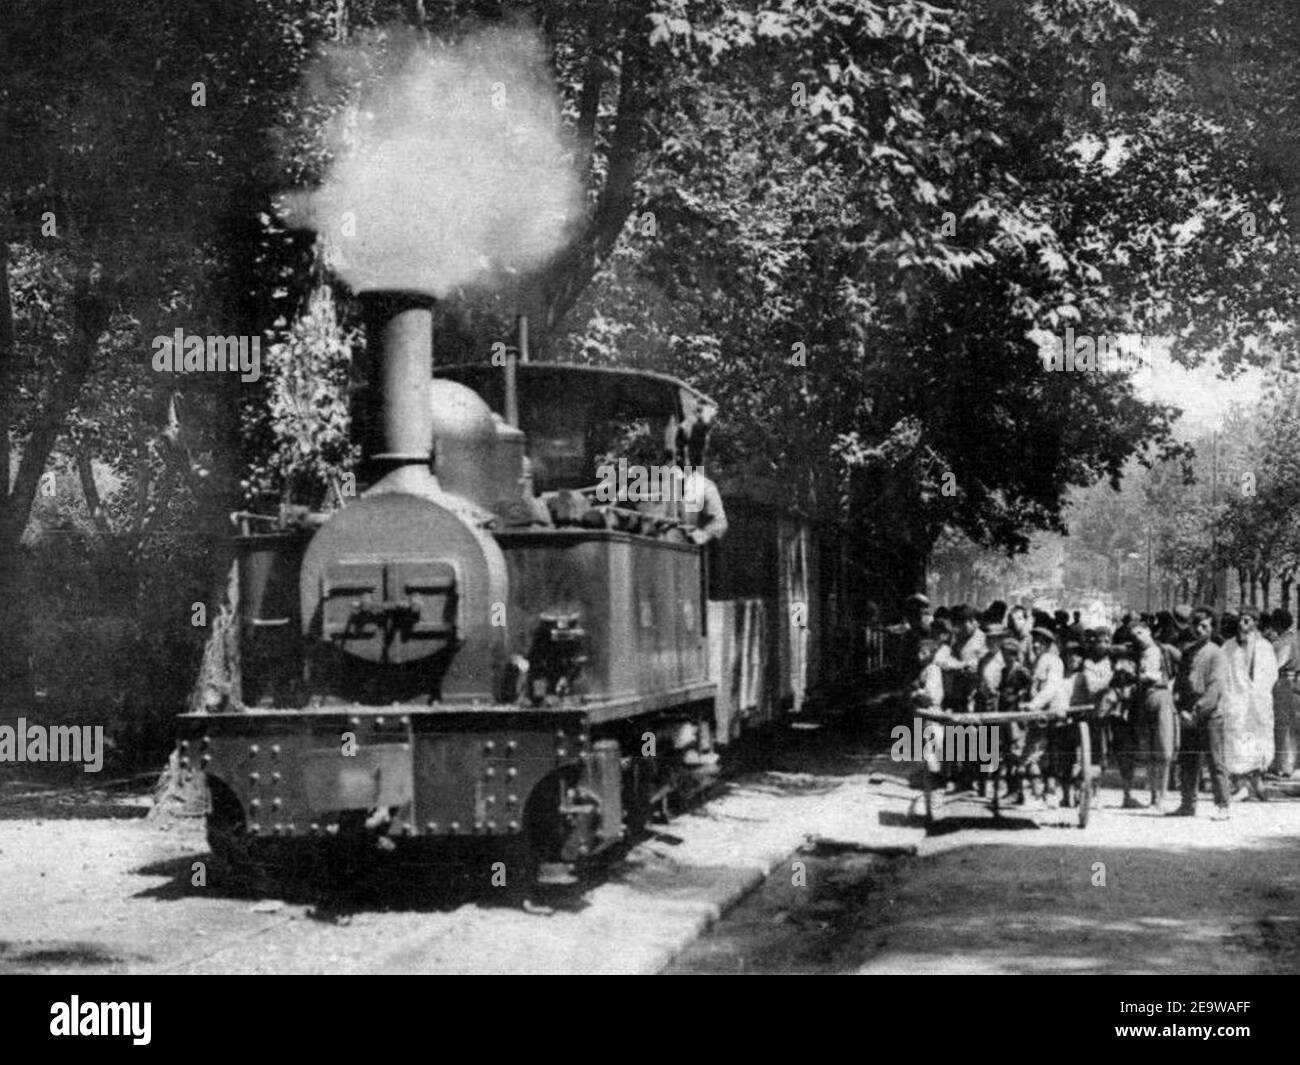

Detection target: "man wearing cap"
[984, 600, 1009, 631]
[905, 592, 932, 619]
[1172, 606, 1231, 818]
[1222, 604, 1276, 802]
[898, 593, 934, 674]
[1014, 627, 1065, 804]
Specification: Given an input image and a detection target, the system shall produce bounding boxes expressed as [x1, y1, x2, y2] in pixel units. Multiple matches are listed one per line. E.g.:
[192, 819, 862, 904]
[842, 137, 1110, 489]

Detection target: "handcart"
[914, 703, 1095, 829]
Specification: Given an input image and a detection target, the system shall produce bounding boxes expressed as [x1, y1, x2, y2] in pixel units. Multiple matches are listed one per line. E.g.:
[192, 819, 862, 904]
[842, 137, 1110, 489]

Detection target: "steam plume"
[284, 25, 581, 297]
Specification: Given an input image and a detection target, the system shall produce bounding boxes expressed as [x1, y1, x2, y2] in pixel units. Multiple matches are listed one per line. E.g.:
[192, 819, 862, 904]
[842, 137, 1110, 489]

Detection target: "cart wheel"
[1075, 722, 1092, 829]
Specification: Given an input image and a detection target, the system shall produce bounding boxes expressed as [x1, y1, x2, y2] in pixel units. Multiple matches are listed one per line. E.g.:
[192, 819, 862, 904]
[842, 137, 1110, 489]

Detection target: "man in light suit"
[1222, 604, 1277, 802]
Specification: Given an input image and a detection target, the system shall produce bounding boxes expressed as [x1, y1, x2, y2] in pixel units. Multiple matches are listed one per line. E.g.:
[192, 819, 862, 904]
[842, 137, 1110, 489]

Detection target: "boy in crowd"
[944, 605, 987, 791]
[1099, 648, 1145, 809]
[1046, 641, 1090, 808]
[998, 636, 1032, 800]
[909, 638, 945, 779]
[972, 622, 1006, 798]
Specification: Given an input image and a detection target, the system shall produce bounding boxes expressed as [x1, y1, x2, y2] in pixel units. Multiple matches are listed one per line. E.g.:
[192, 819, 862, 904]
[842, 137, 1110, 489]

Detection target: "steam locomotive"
[176, 292, 829, 887]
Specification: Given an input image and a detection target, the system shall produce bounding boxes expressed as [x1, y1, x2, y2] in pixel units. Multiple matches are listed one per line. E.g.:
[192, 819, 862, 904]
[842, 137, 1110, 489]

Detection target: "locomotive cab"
[436, 361, 717, 529]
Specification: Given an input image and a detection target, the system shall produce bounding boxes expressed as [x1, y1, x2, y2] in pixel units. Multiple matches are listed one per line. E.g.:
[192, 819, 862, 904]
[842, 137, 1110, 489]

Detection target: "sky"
[1031, 326, 1268, 436]
[1132, 339, 1266, 436]
[1066, 134, 1270, 436]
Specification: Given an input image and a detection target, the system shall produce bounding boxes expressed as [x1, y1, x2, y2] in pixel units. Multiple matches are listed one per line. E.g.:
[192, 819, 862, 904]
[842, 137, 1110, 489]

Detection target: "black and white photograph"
[0, 0, 1294, 1025]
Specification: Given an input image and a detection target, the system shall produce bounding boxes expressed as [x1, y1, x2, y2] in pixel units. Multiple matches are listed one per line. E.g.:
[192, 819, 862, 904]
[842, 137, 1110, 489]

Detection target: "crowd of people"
[899, 594, 1300, 820]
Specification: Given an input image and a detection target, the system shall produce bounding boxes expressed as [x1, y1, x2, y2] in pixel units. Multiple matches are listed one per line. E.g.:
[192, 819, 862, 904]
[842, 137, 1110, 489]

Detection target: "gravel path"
[0, 722, 899, 975]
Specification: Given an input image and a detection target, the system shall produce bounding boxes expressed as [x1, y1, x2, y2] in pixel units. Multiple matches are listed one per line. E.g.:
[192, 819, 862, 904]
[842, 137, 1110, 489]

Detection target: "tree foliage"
[5, 0, 1300, 747]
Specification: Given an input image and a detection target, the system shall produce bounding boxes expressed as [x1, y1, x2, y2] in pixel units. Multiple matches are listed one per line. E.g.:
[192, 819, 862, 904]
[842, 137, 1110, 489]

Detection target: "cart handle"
[914, 706, 1092, 725]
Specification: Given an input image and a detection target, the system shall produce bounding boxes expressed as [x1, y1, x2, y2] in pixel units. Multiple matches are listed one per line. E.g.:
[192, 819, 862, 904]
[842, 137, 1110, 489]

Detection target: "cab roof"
[435, 362, 718, 493]
[435, 362, 716, 420]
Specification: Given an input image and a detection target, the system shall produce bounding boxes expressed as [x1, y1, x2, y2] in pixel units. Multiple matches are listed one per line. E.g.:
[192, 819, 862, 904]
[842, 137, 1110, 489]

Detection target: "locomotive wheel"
[204, 779, 315, 892]
[654, 764, 707, 822]
[497, 835, 545, 904]
[1075, 722, 1092, 829]
[206, 816, 298, 893]
[643, 759, 683, 824]
[621, 754, 658, 839]
[512, 769, 589, 904]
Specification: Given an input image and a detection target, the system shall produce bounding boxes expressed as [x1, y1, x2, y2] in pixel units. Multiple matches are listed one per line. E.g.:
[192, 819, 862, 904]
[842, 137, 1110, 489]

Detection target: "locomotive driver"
[675, 406, 728, 545]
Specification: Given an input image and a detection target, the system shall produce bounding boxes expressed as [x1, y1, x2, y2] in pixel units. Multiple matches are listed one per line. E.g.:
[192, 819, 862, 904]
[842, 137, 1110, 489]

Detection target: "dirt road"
[667, 767, 1300, 974]
[5, 715, 1300, 975]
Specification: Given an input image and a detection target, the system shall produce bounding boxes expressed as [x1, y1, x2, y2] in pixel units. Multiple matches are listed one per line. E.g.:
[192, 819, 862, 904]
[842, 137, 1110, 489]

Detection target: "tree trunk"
[0, 243, 13, 503]
[0, 260, 110, 712]
[535, 7, 650, 349]
[148, 380, 245, 817]
[0, 243, 20, 712]
[76, 447, 112, 534]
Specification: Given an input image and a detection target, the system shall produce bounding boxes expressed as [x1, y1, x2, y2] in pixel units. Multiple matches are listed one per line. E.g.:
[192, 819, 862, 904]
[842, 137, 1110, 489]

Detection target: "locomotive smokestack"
[359, 291, 436, 487]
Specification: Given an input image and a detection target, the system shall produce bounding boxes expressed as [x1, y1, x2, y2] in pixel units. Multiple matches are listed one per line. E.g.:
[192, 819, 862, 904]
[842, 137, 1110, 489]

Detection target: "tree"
[0, 0, 356, 716]
[557, 0, 1197, 600]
